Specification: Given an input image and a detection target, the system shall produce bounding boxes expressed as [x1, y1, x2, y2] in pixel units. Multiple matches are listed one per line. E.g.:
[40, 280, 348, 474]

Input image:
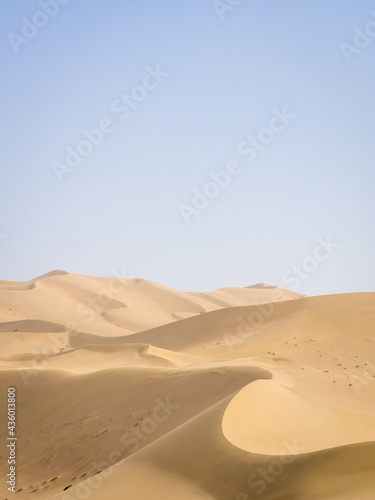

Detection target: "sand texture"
[0, 272, 374, 499]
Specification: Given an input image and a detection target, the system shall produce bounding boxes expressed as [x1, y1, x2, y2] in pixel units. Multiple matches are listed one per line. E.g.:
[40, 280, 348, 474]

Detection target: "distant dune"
[0, 272, 374, 499]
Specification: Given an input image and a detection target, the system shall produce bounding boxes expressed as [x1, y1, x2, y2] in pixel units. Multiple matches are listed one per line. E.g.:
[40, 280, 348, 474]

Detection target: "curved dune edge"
[46, 392, 249, 500]
[1, 342, 220, 369]
[48, 389, 375, 500]
[0, 276, 374, 500]
[3, 364, 271, 499]
[0, 270, 69, 290]
[222, 378, 375, 455]
[1, 343, 177, 369]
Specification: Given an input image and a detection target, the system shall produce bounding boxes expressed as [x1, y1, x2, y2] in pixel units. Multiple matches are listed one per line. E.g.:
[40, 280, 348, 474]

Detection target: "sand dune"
[52, 396, 375, 500]
[0, 271, 304, 342]
[0, 272, 374, 499]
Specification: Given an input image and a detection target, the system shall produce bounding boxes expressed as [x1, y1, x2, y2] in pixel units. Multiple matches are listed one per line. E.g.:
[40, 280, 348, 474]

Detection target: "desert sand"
[0, 271, 374, 499]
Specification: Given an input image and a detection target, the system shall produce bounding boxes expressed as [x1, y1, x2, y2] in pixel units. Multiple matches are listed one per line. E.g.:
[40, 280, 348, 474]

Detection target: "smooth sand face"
[0, 272, 374, 500]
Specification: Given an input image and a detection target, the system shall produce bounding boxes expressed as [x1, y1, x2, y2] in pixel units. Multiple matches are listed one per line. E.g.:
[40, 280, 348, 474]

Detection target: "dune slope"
[0, 272, 374, 500]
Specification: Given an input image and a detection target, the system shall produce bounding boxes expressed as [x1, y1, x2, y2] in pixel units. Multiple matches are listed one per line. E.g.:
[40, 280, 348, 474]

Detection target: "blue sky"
[0, 0, 374, 295]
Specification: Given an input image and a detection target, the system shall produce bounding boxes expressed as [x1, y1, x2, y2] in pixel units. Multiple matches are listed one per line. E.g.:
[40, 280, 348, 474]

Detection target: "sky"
[0, 0, 374, 296]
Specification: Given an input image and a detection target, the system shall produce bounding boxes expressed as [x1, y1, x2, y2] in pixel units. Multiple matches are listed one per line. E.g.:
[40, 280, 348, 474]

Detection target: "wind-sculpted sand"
[0, 272, 374, 499]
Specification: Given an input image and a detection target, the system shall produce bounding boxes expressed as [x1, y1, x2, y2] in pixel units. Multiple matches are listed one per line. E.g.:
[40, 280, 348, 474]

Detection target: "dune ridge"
[0, 272, 374, 499]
